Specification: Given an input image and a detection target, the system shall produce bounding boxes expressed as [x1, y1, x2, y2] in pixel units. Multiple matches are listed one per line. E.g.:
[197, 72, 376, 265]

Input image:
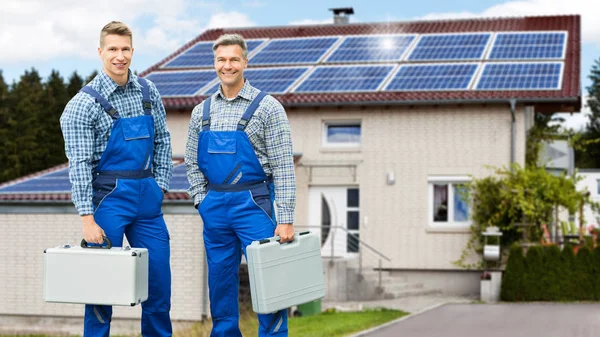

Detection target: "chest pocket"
[208, 132, 237, 154]
[121, 119, 150, 141]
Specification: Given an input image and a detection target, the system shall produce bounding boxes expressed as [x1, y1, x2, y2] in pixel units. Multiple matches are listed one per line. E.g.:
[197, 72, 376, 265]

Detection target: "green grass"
[288, 308, 408, 337]
[2, 308, 409, 337]
[176, 307, 409, 337]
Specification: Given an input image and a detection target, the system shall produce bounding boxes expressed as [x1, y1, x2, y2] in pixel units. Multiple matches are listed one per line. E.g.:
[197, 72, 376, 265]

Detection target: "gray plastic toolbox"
[247, 231, 325, 314]
[43, 240, 148, 306]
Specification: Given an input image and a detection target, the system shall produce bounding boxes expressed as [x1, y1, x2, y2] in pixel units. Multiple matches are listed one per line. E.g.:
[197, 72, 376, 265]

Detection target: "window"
[323, 121, 361, 147]
[428, 176, 470, 227]
[347, 188, 360, 253]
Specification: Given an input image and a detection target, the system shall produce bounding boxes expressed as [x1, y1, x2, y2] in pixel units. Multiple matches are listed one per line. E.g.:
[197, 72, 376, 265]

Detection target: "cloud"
[0, 0, 257, 64]
[206, 12, 257, 29]
[289, 18, 333, 26]
[242, 0, 266, 8]
[414, 0, 600, 47]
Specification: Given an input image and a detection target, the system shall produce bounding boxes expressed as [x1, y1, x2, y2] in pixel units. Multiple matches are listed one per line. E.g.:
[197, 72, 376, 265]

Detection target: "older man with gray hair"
[184, 34, 296, 336]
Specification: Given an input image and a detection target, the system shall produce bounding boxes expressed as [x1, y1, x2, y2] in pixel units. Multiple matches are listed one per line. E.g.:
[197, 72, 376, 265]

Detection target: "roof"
[140, 15, 581, 112]
[0, 161, 192, 204]
[0, 154, 304, 203]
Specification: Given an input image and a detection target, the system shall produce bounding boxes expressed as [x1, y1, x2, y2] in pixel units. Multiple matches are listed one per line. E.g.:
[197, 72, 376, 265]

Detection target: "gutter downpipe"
[202, 254, 208, 321]
[510, 99, 517, 166]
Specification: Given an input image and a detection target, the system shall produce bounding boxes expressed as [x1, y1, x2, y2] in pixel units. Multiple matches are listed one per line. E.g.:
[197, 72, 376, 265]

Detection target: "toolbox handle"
[259, 231, 311, 245]
[80, 236, 113, 249]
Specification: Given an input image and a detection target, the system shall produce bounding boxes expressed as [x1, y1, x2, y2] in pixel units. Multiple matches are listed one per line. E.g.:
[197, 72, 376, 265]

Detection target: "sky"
[1, 0, 599, 129]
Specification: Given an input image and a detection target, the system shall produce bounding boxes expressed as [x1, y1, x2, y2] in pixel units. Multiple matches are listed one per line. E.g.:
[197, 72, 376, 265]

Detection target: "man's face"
[98, 34, 133, 84]
[214, 44, 247, 89]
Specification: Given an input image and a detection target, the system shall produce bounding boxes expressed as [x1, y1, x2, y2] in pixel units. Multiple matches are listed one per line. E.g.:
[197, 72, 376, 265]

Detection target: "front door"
[308, 186, 360, 258]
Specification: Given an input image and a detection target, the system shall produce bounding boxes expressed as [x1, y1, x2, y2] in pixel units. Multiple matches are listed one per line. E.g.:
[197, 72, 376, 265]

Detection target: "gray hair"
[212, 34, 248, 59]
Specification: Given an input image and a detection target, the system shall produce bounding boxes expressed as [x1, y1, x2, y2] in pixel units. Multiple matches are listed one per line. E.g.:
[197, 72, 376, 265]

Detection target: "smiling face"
[214, 44, 248, 96]
[98, 34, 133, 86]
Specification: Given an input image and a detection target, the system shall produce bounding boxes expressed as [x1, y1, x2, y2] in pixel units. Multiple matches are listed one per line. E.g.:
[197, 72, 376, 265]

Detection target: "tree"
[67, 71, 84, 98]
[575, 58, 600, 168]
[3, 68, 46, 180]
[0, 71, 10, 181]
[41, 70, 68, 167]
[85, 70, 99, 84]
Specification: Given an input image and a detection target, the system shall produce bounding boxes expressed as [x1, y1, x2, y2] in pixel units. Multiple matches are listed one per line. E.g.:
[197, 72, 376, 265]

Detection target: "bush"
[540, 245, 562, 301]
[501, 244, 525, 301]
[523, 246, 544, 301]
[502, 244, 597, 302]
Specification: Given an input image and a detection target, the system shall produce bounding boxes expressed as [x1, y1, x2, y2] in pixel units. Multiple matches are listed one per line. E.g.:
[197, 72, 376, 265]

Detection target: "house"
[0, 12, 581, 334]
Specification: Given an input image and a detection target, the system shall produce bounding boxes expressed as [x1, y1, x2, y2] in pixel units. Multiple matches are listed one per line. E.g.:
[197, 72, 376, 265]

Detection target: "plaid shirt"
[185, 80, 296, 224]
[60, 70, 173, 216]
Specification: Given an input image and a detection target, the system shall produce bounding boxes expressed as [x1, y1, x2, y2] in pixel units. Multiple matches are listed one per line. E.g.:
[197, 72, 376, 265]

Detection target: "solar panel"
[384, 63, 479, 91]
[0, 168, 72, 193]
[293, 65, 395, 93]
[144, 70, 217, 97]
[203, 67, 310, 95]
[249, 37, 340, 65]
[163, 39, 266, 68]
[325, 34, 416, 63]
[407, 33, 491, 61]
[488, 32, 567, 60]
[475, 62, 563, 90]
[169, 164, 190, 192]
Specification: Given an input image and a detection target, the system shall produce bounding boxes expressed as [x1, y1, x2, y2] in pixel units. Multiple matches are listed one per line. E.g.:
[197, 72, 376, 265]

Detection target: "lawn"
[176, 307, 408, 337]
[2, 308, 409, 337]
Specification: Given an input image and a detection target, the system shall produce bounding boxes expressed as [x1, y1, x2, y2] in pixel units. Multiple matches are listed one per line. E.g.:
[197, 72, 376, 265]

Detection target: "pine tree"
[0, 71, 10, 183]
[4, 68, 46, 180]
[575, 58, 600, 168]
[41, 70, 68, 167]
[85, 70, 99, 84]
[67, 71, 84, 98]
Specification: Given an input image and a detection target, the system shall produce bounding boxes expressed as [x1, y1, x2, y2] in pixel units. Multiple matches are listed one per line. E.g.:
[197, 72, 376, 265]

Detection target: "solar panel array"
[385, 64, 479, 91]
[325, 35, 416, 63]
[145, 70, 217, 96]
[475, 62, 563, 90]
[488, 32, 566, 60]
[408, 33, 491, 61]
[250, 37, 339, 65]
[0, 164, 191, 194]
[143, 30, 568, 95]
[294, 65, 395, 93]
[203, 67, 310, 95]
[162, 39, 266, 69]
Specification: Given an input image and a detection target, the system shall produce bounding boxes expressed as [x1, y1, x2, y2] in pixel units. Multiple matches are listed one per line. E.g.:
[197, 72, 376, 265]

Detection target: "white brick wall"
[287, 104, 527, 269]
[0, 212, 205, 321]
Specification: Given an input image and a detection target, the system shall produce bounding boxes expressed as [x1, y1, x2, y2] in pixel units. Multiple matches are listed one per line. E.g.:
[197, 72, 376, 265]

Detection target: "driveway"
[358, 303, 600, 337]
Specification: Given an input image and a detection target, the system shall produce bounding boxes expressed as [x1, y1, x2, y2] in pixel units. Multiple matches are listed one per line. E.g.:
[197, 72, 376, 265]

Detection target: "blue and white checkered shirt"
[60, 70, 173, 216]
[185, 80, 296, 224]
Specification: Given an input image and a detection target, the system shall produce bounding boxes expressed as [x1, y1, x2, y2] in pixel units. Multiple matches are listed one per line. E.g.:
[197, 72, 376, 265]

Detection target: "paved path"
[352, 303, 600, 337]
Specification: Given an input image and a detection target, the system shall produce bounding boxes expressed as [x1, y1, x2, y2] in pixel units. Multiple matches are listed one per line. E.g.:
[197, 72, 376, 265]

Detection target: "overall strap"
[201, 96, 212, 131]
[80, 86, 119, 119]
[237, 91, 268, 131]
[137, 78, 152, 116]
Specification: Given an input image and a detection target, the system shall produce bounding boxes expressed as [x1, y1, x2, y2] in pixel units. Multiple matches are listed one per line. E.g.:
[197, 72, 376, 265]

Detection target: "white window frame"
[322, 120, 361, 148]
[427, 176, 471, 228]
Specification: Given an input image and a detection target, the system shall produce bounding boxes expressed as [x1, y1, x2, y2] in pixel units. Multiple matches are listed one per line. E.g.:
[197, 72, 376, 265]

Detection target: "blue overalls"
[79, 78, 172, 337]
[198, 92, 288, 337]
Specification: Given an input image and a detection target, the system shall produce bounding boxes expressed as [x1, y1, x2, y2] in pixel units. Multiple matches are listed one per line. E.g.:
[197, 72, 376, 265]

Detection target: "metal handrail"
[295, 224, 391, 262]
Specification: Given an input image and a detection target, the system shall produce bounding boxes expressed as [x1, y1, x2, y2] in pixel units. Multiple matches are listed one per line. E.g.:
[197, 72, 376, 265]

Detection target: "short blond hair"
[212, 34, 248, 59]
[100, 21, 133, 48]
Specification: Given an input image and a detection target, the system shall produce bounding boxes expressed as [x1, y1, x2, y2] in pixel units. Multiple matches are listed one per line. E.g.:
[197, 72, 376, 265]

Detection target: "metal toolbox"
[246, 231, 325, 314]
[43, 240, 148, 306]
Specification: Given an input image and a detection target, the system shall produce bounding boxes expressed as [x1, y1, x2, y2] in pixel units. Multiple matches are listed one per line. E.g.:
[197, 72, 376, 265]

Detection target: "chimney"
[329, 7, 354, 25]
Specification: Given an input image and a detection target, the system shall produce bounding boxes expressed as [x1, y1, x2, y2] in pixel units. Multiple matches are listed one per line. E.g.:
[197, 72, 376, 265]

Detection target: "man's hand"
[82, 215, 106, 244]
[274, 224, 294, 243]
